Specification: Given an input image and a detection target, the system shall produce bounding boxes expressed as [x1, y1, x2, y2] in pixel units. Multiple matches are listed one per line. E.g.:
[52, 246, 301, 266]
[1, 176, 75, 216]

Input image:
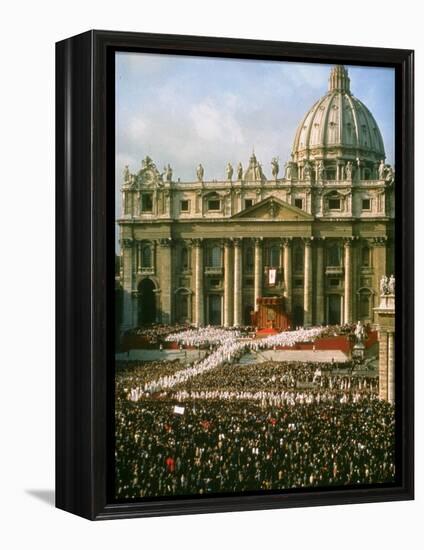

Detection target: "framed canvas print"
[56, 30, 414, 520]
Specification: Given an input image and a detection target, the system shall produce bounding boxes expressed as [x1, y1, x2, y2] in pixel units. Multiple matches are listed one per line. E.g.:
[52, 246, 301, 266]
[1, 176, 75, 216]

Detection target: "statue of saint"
[237, 162, 243, 180]
[354, 320, 365, 343]
[378, 159, 386, 180]
[385, 166, 394, 184]
[165, 164, 173, 182]
[271, 158, 279, 179]
[380, 275, 389, 295]
[226, 162, 233, 181]
[318, 160, 326, 180]
[196, 163, 204, 182]
[345, 161, 353, 180]
[123, 165, 130, 183]
[388, 274, 395, 295]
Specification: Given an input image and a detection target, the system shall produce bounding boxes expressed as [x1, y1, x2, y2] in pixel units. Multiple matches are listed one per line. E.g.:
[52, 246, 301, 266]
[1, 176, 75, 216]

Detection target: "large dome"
[291, 65, 385, 165]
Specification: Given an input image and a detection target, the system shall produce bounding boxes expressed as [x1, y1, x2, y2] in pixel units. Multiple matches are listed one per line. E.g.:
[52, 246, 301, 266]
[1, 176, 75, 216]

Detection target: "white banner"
[268, 268, 277, 285]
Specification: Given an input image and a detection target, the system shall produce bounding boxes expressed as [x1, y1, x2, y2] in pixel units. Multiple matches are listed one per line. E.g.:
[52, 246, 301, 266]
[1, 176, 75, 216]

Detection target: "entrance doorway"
[292, 305, 304, 328]
[327, 294, 342, 325]
[137, 278, 156, 325]
[208, 295, 222, 325]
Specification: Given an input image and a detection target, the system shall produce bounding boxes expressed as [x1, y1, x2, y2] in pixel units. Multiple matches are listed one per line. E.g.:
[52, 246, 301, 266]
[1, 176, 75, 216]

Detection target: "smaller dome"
[291, 65, 385, 164]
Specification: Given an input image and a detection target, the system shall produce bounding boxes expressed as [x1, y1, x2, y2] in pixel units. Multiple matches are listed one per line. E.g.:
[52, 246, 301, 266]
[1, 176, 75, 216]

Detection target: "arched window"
[362, 246, 370, 267]
[210, 246, 222, 267]
[181, 247, 189, 270]
[327, 244, 341, 267]
[141, 245, 152, 267]
[269, 245, 280, 267]
[294, 244, 304, 272]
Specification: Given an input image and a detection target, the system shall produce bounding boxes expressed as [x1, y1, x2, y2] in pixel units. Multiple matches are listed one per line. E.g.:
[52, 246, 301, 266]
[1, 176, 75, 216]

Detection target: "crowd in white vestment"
[250, 326, 325, 350]
[165, 326, 242, 347]
[128, 327, 327, 399]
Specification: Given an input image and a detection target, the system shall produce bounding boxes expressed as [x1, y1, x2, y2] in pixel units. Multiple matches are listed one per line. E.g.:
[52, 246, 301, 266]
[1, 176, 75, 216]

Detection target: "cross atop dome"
[329, 65, 351, 93]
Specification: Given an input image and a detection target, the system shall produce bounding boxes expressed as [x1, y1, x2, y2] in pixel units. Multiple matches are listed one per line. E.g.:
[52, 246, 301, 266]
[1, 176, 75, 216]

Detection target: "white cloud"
[189, 99, 244, 144]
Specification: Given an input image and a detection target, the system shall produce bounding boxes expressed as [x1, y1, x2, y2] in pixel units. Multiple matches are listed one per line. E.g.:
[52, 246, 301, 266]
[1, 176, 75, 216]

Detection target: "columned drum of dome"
[117, 65, 394, 331]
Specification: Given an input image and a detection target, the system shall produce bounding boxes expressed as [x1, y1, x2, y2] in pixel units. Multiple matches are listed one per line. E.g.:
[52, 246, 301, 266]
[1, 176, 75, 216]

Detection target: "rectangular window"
[208, 199, 221, 211]
[210, 279, 221, 288]
[294, 278, 303, 288]
[362, 198, 371, 210]
[180, 199, 190, 212]
[328, 198, 341, 210]
[294, 198, 303, 209]
[124, 193, 132, 215]
[141, 193, 153, 212]
[329, 278, 340, 287]
[244, 199, 253, 209]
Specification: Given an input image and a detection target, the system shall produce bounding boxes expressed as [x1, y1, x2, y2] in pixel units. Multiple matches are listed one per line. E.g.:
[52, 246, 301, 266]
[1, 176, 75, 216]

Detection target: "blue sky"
[115, 52, 395, 239]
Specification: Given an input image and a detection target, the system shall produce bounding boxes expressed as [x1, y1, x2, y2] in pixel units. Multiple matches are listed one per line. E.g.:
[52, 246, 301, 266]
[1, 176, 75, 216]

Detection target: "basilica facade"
[117, 65, 395, 330]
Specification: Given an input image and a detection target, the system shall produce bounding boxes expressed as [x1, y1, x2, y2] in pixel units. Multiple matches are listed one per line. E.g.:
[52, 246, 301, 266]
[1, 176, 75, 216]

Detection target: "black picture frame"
[56, 30, 414, 520]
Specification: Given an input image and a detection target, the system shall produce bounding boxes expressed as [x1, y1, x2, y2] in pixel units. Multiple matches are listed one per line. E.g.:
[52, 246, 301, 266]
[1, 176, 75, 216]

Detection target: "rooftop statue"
[226, 162, 233, 181]
[196, 163, 204, 182]
[123, 164, 130, 183]
[271, 158, 279, 179]
[165, 164, 173, 182]
[378, 159, 386, 180]
[237, 162, 243, 180]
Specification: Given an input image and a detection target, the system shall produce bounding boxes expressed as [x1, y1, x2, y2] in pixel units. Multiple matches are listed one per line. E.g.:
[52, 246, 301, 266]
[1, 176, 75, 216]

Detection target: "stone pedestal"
[352, 342, 365, 361]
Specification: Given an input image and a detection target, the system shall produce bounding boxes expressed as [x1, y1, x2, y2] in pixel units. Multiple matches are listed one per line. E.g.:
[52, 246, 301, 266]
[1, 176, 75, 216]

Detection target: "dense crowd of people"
[115, 398, 395, 498]
[115, 324, 393, 500]
[123, 323, 189, 344]
[167, 361, 378, 394]
[116, 359, 189, 402]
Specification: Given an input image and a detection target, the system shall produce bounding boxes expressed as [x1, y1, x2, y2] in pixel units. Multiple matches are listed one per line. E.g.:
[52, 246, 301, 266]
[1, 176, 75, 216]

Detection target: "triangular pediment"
[232, 196, 314, 221]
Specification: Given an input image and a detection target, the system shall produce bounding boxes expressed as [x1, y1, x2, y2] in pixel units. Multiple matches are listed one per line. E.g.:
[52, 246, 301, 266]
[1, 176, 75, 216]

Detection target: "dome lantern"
[329, 65, 350, 93]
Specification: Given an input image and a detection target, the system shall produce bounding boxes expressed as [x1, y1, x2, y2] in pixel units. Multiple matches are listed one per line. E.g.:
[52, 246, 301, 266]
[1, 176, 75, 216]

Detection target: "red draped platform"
[251, 296, 290, 332]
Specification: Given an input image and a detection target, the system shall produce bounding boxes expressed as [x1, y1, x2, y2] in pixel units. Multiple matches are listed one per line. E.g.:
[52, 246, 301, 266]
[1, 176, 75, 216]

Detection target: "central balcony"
[325, 266, 344, 276]
[205, 266, 224, 276]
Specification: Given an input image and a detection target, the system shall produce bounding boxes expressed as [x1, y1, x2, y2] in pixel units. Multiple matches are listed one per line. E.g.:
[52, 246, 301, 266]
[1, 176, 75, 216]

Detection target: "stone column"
[233, 238, 243, 326]
[137, 241, 142, 273]
[315, 239, 325, 325]
[254, 238, 263, 311]
[344, 239, 352, 324]
[303, 239, 313, 326]
[193, 239, 204, 327]
[159, 238, 173, 325]
[388, 331, 395, 404]
[121, 238, 134, 330]
[283, 238, 292, 314]
[223, 239, 234, 327]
